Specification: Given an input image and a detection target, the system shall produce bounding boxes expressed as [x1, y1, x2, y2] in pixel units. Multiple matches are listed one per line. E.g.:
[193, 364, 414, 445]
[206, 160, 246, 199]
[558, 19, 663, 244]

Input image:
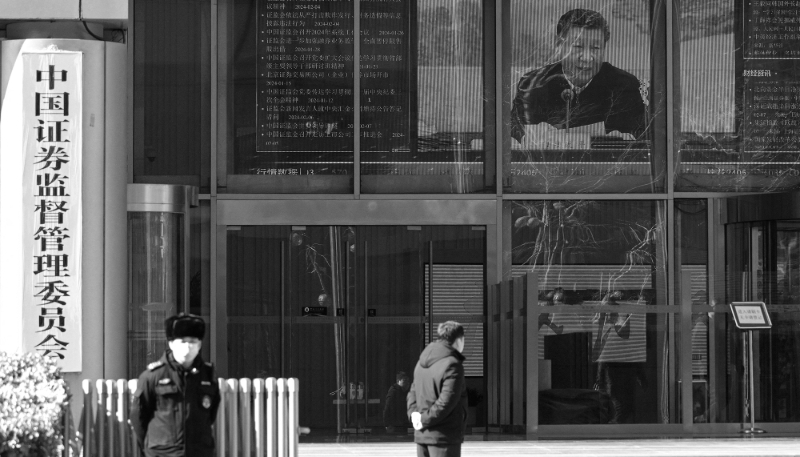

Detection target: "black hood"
[418, 340, 465, 369]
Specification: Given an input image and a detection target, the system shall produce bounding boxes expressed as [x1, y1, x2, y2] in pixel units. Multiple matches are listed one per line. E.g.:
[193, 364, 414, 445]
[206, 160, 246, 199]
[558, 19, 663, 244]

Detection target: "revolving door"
[723, 193, 800, 423]
[127, 184, 198, 378]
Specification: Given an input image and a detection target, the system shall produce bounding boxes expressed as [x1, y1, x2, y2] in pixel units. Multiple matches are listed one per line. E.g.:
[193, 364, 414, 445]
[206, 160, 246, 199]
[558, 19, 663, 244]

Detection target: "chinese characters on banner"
[21, 52, 83, 371]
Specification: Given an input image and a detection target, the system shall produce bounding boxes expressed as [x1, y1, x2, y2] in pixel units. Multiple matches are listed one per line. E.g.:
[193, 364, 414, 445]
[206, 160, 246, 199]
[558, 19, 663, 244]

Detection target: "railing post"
[62, 393, 71, 457]
[116, 380, 128, 457]
[253, 378, 265, 457]
[287, 378, 299, 457]
[128, 379, 139, 457]
[105, 379, 116, 457]
[95, 380, 105, 457]
[81, 380, 93, 457]
[277, 378, 287, 457]
[216, 378, 227, 457]
[266, 377, 277, 457]
[208, 376, 301, 457]
[227, 379, 239, 457]
[240, 378, 252, 457]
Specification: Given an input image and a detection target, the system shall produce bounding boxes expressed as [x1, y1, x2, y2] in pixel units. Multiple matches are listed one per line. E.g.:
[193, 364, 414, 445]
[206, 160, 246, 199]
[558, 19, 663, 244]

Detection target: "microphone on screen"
[561, 89, 574, 134]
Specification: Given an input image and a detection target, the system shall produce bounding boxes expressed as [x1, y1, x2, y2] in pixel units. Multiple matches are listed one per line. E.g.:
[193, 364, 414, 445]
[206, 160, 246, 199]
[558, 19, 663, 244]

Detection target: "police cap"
[165, 313, 206, 341]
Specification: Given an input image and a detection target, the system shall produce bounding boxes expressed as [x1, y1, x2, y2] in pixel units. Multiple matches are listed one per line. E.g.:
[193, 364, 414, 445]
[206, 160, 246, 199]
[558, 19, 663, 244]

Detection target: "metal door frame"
[211, 198, 498, 384]
[701, 192, 800, 433]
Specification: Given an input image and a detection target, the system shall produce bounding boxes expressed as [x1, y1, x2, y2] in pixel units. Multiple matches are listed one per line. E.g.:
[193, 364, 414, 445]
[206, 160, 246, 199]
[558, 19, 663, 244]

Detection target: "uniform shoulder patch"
[148, 360, 165, 371]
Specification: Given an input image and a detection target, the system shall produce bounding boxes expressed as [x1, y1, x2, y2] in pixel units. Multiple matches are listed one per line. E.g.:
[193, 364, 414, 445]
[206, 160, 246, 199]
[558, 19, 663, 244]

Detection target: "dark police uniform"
[130, 313, 220, 456]
[131, 351, 220, 457]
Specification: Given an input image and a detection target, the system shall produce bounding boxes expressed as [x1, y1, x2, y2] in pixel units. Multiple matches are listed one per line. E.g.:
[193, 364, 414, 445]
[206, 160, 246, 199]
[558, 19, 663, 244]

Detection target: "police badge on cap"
[165, 313, 206, 341]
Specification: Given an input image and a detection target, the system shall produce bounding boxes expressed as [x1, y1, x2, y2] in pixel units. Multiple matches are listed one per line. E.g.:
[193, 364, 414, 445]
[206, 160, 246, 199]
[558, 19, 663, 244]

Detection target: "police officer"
[131, 313, 221, 457]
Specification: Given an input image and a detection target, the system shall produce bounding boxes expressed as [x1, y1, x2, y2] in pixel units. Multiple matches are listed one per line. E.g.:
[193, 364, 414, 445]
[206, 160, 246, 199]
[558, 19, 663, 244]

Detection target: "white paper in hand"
[411, 411, 423, 430]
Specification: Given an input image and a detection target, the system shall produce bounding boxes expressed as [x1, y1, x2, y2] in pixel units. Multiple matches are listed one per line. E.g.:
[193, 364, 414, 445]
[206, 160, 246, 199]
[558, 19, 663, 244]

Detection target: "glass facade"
[225, 225, 486, 431]
[127, 211, 183, 377]
[220, 0, 491, 193]
[511, 200, 674, 424]
[122, 0, 800, 436]
[724, 220, 800, 423]
[132, 0, 212, 191]
[507, 2, 666, 193]
[677, 0, 800, 191]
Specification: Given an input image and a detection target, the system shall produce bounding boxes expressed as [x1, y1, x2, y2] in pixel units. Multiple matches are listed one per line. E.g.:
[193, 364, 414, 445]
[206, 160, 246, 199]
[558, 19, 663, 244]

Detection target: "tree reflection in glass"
[510, 200, 673, 424]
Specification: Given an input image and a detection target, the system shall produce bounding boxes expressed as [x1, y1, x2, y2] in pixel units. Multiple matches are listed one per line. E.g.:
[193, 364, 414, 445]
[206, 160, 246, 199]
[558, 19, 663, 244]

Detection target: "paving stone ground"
[299, 437, 800, 456]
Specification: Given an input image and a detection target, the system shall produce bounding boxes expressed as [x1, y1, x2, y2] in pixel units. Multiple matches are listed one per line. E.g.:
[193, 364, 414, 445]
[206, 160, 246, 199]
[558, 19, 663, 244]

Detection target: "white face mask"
[169, 337, 202, 366]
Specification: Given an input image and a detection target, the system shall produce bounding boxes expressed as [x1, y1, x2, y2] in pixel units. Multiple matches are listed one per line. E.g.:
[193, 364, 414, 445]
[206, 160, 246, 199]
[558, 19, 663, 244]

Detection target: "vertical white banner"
[21, 51, 83, 372]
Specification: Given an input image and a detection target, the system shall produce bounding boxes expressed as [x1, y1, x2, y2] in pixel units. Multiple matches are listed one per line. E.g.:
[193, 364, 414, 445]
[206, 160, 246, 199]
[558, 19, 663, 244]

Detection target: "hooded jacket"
[407, 340, 468, 444]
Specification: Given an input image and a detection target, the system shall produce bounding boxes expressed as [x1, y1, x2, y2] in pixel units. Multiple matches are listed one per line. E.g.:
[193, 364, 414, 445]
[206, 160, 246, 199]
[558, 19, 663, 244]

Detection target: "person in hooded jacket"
[130, 313, 221, 457]
[407, 321, 468, 457]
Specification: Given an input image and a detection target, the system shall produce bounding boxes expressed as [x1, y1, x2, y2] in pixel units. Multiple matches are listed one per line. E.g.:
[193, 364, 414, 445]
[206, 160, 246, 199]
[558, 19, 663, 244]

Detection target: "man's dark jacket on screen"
[511, 61, 647, 141]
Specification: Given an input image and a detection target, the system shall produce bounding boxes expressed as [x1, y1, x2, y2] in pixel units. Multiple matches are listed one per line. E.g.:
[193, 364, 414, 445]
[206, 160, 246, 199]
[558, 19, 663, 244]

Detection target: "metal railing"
[75, 377, 308, 457]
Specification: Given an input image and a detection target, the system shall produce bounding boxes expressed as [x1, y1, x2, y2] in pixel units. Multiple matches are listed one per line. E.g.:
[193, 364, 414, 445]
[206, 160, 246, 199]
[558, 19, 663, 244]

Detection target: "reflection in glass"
[227, 0, 355, 193]
[226, 0, 488, 193]
[361, 0, 488, 193]
[698, 309, 800, 424]
[677, 1, 800, 191]
[777, 225, 800, 304]
[511, 200, 675, 424]
[760, 311, 800, 422]
[189, 201, 212, 362]
[508, 2, 663, 193]
[675, 200, 708, 307]
[226, 227, 283, 379]
[720, 221, 800, 423]
[689, 313, 710, 422]
[536, 310, 659, 424]
[510, 201, 667, 296]
[133, 0, 211, 191]
[226, 226, 486, 431]
[127, 212, 183, 378]
[726, 222, 765, 304]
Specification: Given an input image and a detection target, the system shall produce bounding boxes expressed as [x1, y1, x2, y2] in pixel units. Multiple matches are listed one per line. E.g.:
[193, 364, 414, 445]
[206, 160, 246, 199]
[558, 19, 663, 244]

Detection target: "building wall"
[4, 0, 800, 437]
[0, 0, 126, 22]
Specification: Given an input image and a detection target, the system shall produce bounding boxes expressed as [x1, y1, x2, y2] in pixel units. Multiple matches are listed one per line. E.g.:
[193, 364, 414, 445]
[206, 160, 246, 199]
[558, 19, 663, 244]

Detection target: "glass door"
[284, 226, 350, 432]
[723, 221, 800, 423]
[341, 227, 426, 433]
[225, 225, 486, 435]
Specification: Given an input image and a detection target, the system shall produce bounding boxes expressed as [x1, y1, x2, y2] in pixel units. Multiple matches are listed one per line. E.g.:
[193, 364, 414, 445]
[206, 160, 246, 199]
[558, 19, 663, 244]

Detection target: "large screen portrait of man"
[511, 8, 649, 149]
